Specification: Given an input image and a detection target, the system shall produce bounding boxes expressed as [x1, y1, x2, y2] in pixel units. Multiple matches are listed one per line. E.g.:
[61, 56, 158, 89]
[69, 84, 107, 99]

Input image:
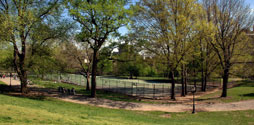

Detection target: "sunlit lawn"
[0, 93, 254, 125]
[198, 80, 254, 103]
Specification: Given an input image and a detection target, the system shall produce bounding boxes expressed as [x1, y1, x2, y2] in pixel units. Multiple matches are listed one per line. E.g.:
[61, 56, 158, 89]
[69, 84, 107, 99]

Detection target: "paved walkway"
[1, 77, 254, 112]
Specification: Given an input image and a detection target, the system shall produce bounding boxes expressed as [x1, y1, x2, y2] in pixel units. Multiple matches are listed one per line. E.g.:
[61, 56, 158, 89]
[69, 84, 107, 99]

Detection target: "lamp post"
[192, 86, 196, 114]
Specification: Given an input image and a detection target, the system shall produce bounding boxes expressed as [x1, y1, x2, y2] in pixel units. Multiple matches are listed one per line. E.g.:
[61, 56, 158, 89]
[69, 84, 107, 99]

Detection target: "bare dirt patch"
[160, 114, 171, 118]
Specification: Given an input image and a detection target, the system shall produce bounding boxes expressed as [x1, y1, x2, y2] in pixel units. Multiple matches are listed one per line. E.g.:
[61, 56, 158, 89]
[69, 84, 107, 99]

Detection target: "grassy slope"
[199, 80, 254, 103]
[0, 80, 6, 85]
[0, 94, 254, 125]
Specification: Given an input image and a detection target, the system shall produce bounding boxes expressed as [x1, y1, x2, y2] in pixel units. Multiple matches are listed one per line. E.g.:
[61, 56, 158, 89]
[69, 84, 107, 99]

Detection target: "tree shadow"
[0, 84, 20, 93]
[240, 93, 254, 97]
[195, 96, 222, 102]
[237, 80, 254, 87]
[0, 85, 49, 101]
[59, 94, 141, 109]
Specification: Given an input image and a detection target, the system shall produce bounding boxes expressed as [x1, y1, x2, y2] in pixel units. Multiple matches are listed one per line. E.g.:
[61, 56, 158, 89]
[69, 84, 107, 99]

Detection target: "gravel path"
[1, 78, 254, 112]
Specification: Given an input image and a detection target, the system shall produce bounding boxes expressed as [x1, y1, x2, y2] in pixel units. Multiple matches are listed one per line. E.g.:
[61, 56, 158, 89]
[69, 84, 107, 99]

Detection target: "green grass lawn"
[0, 80, 5, 85]
[198, 80, 254, 103]
[0, 94, 254, 125]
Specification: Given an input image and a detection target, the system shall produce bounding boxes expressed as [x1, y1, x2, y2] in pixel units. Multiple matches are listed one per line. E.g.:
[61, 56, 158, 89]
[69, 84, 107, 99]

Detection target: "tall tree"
[60, 42, 93, 91]
[203, 0, 254, 97]
[67, 0, 132, 97]
[132, 0, 201, 100]
[194, 7, 219, 92]
[0, 0, 62, 93]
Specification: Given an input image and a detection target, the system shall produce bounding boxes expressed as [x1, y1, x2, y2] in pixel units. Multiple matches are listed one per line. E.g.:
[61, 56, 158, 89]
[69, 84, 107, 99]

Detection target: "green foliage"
[132, 0, 203, 74]
[0, 0, 63, 42]
[111, 39, 149, 77]
[67, 0, 132, 46]
[97, 43, 116, 75]
[0, 43, 13, 70]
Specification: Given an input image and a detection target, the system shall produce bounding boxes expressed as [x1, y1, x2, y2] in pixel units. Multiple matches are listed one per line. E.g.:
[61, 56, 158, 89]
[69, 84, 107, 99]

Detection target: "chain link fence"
[42, 73, 220, 99]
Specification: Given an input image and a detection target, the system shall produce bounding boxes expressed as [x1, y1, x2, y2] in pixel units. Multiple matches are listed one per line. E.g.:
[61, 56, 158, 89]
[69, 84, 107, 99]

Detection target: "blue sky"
[118, 0, 254, 35]
[246, 0, 254, 8]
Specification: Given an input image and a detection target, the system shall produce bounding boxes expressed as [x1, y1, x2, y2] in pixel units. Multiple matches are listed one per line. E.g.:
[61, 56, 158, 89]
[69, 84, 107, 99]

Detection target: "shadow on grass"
[1, 82, 139, 104]
[241, 93, 254, 97]
[28, 84, 142, 109]
[196, 96, 221, 102]
[237, 80, 254, 87]
[0, 84, 49, 101]
[0, 84, 19, 93]
[75, 88, 140, 102]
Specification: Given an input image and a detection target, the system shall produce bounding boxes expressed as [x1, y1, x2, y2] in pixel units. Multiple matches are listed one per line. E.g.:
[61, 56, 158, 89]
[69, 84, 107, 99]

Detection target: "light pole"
[192, 86, 196, 114]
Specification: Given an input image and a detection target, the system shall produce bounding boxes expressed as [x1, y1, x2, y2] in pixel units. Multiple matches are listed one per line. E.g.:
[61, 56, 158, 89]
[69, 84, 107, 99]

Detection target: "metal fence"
[42, 73, 220, 99]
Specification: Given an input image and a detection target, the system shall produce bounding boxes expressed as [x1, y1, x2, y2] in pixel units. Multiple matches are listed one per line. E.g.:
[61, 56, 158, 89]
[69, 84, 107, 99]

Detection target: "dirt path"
[0, 77, 20, 86]
[1, 78, 254, 112]
[58, 95, 254, 112]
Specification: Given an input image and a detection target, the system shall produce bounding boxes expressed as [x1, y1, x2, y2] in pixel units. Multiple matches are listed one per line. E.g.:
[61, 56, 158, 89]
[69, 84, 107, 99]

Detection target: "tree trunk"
[221, 68, 229, 97]
[13, 44, 28, 94]
[194, 68, 197, 89]
[201, 63, 205, 91]
[170, 71, 176, 100]
[181, 65, 185, 97]
[18, 63, 28, 93]
[204, 72, 208, 92]
[184, 69, 187, 95]
[200, 39, 205, 92]
[203, 43, 209, 92]
[91, 49, 98, 98]
[86, 73, 90, 91]
[20, 72, 28, 93]
[130, 73, 133, 79]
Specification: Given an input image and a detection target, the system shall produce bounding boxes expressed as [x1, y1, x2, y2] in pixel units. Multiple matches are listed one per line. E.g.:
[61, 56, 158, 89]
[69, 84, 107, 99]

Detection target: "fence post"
[131, 83, 133, 96]
[163, 84, 164, 97]
[136, 83, 138, 97]
[168, 86, 170, 97]
[79, 75, 81, 85]
[74, 74, 76, 83]
[153, 84, 155, 99]
[124, 82, 126, 94]
[116, 81, 118, 93]
[109, 81, 110, 91]
[143, 83, 145, 98]
[101, 79, 103, 89]
[71, 74, 73, 83]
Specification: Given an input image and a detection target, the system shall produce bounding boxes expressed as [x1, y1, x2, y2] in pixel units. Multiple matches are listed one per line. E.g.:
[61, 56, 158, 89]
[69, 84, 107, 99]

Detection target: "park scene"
[0, 0, 254, 124]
